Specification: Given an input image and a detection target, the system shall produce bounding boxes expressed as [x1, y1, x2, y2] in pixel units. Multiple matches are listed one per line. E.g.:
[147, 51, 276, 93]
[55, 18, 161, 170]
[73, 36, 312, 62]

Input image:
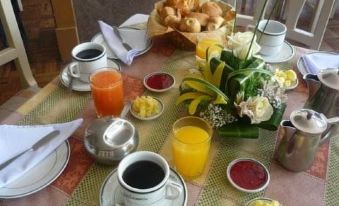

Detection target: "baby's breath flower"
[199, 104, 237, 128]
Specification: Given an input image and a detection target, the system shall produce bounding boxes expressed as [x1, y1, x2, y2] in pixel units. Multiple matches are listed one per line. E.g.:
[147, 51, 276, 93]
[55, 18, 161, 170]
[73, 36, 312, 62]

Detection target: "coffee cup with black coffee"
[117, 151, 183, 205]
[68, 42, 107, 83]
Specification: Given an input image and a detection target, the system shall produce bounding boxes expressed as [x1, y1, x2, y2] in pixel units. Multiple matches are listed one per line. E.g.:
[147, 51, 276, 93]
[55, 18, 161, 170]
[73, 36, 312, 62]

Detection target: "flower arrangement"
[176, 0, 287, 138]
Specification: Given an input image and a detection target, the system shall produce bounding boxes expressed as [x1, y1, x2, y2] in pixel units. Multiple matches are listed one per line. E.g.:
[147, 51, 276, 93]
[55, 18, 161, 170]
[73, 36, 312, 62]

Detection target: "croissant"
[207, 16, 224, 31]
[201, 2, 223, 17]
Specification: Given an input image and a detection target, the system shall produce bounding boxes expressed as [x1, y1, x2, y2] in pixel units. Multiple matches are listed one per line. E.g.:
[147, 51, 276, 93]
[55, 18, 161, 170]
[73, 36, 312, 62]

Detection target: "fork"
[112, 26, 133, 51]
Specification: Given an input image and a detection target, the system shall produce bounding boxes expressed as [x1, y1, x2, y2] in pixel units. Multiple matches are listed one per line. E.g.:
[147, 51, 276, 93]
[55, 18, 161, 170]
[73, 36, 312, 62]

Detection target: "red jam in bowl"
[145, 73, 174, 90]
[229, 160, 268, 190]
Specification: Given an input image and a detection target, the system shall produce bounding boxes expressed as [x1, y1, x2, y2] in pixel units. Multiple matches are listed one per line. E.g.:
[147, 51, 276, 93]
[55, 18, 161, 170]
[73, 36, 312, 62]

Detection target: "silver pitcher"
[277, 109, 339, 172]
[304, 68, 339, 118]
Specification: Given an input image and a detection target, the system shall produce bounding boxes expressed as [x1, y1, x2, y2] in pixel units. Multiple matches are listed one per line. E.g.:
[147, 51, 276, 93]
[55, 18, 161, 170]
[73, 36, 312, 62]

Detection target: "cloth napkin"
[119, 14, 149, 28]
[301, 52, 339, 74]
[0, 119, 83, 187]
[98, 20, 144, 65]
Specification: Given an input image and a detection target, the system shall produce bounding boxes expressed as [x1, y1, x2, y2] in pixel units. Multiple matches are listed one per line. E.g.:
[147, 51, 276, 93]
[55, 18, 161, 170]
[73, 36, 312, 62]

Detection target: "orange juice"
[90, 68, 123, 117]
[172, 125, 211, 178]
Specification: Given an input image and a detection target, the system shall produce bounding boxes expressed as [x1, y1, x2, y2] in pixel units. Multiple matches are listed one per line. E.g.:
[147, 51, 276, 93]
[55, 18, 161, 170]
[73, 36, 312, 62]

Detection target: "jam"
[146, 73, 174, 90]
[230, 160, 268, 190]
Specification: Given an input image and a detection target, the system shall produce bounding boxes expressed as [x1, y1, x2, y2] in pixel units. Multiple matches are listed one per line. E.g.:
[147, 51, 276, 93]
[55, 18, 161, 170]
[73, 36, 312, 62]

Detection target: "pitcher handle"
[320, 117, 339, 145]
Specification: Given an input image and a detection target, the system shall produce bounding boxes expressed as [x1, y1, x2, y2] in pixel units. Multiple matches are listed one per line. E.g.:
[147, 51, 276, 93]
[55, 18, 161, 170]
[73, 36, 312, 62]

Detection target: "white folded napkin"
[98, 20, 143, 65]
[119, 14, 149, 28]
[0, 119, 83, 187]
[301, 52, 339, 74]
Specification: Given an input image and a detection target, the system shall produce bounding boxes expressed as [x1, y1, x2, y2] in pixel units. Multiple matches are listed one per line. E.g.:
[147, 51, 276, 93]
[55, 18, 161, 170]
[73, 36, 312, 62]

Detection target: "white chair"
[0, 0, 37, 88]
[284, 0, 336, 50]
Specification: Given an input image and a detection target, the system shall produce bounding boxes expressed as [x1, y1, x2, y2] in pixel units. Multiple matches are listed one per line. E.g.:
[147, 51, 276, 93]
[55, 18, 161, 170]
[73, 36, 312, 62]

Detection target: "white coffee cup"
[68, 42, 107, 83]
[117, 151, 183, 205]
[257, 20, 287, 56]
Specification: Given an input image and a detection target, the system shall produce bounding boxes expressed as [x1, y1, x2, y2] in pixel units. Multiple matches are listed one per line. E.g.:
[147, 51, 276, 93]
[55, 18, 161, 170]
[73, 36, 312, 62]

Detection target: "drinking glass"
[171, 116, 213, 179]
[90, 67, 124, 117]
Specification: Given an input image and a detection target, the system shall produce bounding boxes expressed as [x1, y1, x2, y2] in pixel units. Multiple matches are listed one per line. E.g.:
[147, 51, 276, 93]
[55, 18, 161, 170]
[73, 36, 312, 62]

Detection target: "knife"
[112, 26, 133, 51]
[0, 130, 60, 170]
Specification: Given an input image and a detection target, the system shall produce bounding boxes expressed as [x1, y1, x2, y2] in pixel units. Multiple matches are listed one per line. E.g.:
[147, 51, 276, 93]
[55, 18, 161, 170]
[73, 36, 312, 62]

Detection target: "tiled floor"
[0, 1, 338, 121]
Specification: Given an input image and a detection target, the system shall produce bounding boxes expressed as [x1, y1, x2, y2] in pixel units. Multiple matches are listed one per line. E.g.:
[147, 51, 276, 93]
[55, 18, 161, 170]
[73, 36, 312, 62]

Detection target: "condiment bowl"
[84, 117, 139, 165]
[130, 97, 164, 120]
[226, 158, 270, 193]
[143, 72, 175, 92]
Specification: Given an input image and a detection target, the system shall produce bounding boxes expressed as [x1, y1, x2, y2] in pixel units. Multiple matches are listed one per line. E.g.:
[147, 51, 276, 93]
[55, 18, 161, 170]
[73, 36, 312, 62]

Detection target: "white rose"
[227, 32, 261, 60]
[236, 96, 273, 124]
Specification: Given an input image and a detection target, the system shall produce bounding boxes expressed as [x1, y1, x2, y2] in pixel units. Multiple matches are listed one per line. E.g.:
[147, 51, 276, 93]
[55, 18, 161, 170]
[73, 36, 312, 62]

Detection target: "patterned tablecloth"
[0, 40, 338, 206]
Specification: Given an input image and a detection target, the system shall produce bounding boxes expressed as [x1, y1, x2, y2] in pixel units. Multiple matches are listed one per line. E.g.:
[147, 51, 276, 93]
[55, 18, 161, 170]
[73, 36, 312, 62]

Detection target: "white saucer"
[297, 51, 339, 75]
[91, 28, 152, 60]
[59, 59, 121, 92]
[100, 168, 187, 206]
[260, 41, 295, 63]
[0, 141, 70, 199]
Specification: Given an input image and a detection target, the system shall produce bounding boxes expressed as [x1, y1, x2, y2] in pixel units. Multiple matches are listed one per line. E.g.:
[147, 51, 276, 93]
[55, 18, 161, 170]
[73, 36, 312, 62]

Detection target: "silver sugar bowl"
[84, 117, 139, 165]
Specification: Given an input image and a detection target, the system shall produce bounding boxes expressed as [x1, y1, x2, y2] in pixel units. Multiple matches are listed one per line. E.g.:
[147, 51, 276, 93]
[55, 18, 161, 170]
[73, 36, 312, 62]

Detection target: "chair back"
[284, 0, 336, 50]
[0, 0, 37, 88]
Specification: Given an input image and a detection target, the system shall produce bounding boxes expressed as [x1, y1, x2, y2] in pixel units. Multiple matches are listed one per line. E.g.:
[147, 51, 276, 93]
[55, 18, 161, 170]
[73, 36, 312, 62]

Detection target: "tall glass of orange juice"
[172, 116, 213, 179]
[90, 67, 124, 117]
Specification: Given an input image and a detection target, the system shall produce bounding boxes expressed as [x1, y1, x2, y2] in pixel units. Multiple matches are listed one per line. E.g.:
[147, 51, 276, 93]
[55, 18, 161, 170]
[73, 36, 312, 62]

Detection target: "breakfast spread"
[157, 0, 235, 32]
[132, 96, 161, 118]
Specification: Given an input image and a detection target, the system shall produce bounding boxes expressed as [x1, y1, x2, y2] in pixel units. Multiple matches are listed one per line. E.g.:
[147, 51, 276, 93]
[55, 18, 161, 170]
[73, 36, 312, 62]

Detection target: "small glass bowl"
[143, 72, 175, 92]
[226, 158, 270, 193]
[130, 97, 164, 120]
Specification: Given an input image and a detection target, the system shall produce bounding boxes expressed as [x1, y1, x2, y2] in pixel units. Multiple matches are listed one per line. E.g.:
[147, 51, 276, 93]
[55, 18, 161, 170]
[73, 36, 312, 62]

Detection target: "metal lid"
[318, 68, 339, 90]
[290, 109, 327, 134]
[84, 117, 138, 163]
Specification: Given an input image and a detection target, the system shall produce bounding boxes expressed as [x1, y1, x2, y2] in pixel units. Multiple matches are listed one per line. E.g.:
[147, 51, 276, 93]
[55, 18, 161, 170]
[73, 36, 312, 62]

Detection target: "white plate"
[100, 168, 187, 206]
[297, 51, 339, 75]
[0, 141, 70, 199]
[60, 59, 121, 92]
[260, 41, 295, 63]
[91, 28, 152, 60]
[130, 97, 164, 120]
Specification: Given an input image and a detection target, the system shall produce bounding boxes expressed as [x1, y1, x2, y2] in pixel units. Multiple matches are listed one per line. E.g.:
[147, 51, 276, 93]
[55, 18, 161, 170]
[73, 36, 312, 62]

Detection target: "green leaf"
[257, 104, 286, 131]
[218, 123, 259, 139]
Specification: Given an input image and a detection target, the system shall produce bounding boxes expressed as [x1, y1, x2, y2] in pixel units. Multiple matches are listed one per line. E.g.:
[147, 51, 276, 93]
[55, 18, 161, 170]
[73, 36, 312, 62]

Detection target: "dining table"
[0, 37, 338, 206]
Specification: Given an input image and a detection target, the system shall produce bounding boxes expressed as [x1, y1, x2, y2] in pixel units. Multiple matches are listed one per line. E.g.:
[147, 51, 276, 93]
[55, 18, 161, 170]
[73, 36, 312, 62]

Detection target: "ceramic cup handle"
[165, 179, 183, 200]
[68, 62, 80, 78]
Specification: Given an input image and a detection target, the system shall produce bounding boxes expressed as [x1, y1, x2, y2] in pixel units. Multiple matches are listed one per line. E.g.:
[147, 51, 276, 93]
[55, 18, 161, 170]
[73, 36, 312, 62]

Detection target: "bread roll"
[207, 16, 224, 31]
[160, 6, 176, 20]
[187, 12, 209, 26]
[201, 2, 222, 17]
[179, 17, 201, 33]
[164, 13, 182, 28]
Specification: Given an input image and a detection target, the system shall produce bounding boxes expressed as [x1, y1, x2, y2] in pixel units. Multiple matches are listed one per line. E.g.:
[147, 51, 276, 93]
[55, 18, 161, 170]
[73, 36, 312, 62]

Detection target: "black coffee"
[76, 49, 102, 59]
[122, 161, 165, 189]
